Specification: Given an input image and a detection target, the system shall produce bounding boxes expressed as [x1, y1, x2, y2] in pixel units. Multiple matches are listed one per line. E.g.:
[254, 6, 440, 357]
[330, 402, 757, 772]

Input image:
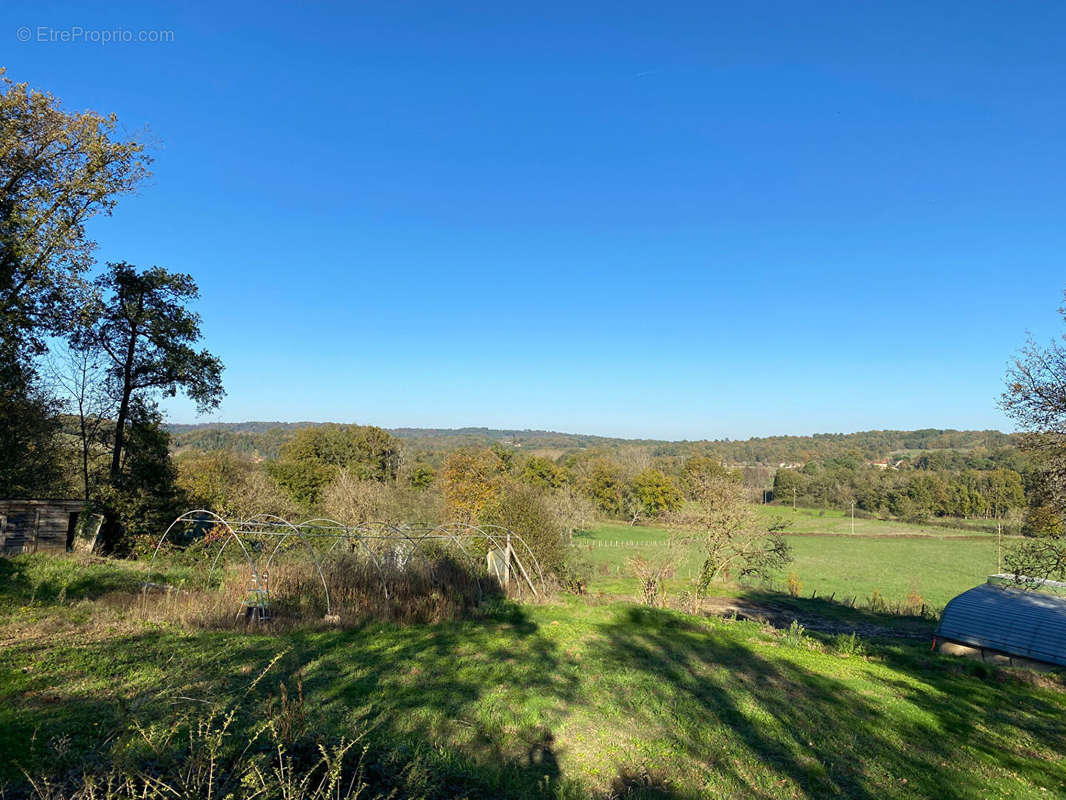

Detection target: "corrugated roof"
[937, 583, 1066, 667]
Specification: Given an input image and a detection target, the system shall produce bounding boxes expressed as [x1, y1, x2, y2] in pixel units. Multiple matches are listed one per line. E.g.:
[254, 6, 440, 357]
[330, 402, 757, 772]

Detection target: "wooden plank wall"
[0, 501, 83, 554]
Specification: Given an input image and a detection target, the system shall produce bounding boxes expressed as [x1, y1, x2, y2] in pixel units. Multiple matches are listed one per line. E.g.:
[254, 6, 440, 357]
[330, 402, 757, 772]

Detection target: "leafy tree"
[1000, 293, 1066, 580]
[1, 70, 150, 360]
[0, 352, 65, 497]
[441, 448, 508, 522]
[267, 459, 336, 509]
[1022, 506, 1065, 538]
[87, 262, 224, 483]
[483, 481, 569, 577]
[173, 450, 293, 520]
[670, 469, 791, 596]
[582, 458, 631, 517]
[95, 401, 183, 553]
[406, 464, 436, 490]
[519, 455, 569, 489]
[631, 468, 683, 518]
[280, 423, 400, 482]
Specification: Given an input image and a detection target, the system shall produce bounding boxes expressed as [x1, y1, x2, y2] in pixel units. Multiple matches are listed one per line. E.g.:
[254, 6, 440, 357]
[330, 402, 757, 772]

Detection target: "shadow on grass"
[732, 589, 937, 638]
[589, 605, 1065, 799]
[5, 590, 1065, 799]
[0, 555, 153, 606]
[0, 602, 588, 799]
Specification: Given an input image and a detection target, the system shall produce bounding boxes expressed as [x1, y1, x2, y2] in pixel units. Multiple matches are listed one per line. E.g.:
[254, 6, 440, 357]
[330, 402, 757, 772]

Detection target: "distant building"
[0, 499, 86, 555]
[936, 579, 1066, 669]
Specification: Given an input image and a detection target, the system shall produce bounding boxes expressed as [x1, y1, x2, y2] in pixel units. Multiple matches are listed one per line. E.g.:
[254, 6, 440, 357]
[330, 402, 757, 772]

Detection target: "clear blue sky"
[5, 1, 1065, 439]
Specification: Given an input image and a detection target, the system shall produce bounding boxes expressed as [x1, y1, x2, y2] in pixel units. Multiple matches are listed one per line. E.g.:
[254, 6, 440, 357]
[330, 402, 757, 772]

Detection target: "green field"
[576, 509, 1008, 608]
[1, 554, 1065, 799]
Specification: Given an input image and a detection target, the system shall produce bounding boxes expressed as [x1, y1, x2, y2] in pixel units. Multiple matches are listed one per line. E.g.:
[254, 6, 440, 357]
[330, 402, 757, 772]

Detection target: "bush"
[833, 632, 866, 658]
[483, 481, 569, 578]
[782, 619, 807, 648]
[1022, 505, 1065, 537]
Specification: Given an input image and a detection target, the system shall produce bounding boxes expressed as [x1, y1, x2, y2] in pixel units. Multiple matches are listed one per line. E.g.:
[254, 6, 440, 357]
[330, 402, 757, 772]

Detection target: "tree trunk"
[109, 332, 137, 484]
[80, 413, 90, 502]
[109, 387, 130, 483]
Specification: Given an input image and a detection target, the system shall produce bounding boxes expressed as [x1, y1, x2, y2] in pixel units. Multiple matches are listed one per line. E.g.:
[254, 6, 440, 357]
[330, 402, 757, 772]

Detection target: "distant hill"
[167, 422, 1022, 465]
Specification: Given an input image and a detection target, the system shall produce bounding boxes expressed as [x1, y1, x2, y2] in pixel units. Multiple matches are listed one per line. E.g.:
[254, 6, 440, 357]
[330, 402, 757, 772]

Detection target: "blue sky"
[5, 1, 1065, 439]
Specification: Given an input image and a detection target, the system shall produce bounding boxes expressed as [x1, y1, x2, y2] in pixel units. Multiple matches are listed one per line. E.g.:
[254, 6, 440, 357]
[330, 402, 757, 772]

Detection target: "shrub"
[782, 619, 807, 647]
[833, 632, 866, 658]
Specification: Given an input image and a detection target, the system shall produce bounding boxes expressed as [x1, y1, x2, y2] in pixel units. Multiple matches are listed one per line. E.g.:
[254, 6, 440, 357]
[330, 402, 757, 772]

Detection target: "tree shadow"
[0, 555, 156, 606]
[0, 602, 581, 799]
[733, 588, 936, 638]
[587, 605, 1062, 799]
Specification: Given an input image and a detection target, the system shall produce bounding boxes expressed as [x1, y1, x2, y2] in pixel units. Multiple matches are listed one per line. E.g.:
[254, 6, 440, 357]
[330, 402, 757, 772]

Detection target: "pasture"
[576, 507, 1007, 609]
[1, 553, 1065, 799]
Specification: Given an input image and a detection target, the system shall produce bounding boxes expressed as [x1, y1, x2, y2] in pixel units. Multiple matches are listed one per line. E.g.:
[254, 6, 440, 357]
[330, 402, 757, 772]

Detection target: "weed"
[787, 571, 803, 598]
[782, 619, 807, 647]
[833, 632, 866, 658]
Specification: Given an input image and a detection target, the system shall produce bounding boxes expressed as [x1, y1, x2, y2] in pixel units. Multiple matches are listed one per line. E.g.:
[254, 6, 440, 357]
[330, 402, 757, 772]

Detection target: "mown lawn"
[1, 554, 1065, 798]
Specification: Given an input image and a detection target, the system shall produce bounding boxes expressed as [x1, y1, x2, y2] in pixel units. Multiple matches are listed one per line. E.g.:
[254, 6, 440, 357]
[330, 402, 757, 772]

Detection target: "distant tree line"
[771, 460, 1032, 527]
[170, 423, 1026, 468]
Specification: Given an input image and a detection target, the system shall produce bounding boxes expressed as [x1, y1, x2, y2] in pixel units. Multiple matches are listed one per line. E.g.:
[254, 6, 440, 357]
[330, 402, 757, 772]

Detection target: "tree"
[280, 424, 401, 483]
[45, 340, 115, 501]
[581, 458, 632, 517]
[0, 351, 65, 497]
[88, 262, 224, 483]
[95, 400, 184, 553]
[631, 468, 683, 520]
[175, 450, 295, 520]
[1, 70, 150, 360]
[441, 447, 508, 522]
[519, 455, 569, 489]
[1001, 293, 1066, 581]
[670, 469, 791, 596]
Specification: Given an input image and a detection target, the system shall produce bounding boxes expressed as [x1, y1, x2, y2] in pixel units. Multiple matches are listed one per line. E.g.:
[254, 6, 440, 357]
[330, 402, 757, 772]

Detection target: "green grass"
[752, 505, 1004, 538]
[1, 554, 1065, 798]
[576, 510, 1007, 608]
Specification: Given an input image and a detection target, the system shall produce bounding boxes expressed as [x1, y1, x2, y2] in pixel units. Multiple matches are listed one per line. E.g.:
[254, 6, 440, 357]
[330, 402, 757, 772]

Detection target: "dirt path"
[699, 596, 932, 640]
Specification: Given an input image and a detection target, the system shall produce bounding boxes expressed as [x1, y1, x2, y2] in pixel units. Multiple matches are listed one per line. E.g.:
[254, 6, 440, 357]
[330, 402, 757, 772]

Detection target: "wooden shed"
[0, 499, 85, 555]
[936, 581, 1066, 669]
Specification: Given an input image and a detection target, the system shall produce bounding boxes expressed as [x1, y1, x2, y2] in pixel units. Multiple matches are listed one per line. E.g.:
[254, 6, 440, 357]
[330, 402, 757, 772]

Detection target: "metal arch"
[380, 522, 442, 584]
[145, 509, 264, 610]
[439, 522, 545, 597]
[478, 523, 547, 588]
[297, 518, 390, 599]
[148, 510, 546, 616]
[251, 513, 333, 617]
[436, 528, 484, 599]
[410, 524, 484, 599]
[206, 510, 275, 574]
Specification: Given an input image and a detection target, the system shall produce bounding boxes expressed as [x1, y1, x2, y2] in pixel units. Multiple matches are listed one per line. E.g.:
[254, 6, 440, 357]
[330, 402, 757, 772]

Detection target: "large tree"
[88, 262, 224, 482]
[1001, 293, 1066, 581]
[1, 69, 150, 358]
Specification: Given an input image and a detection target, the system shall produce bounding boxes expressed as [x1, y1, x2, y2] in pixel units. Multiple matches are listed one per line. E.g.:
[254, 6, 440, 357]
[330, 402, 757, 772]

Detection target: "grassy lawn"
[751, 505, 1004, 538]
[1, 554, 1065, 799]
[576, 511, 1006, 609]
